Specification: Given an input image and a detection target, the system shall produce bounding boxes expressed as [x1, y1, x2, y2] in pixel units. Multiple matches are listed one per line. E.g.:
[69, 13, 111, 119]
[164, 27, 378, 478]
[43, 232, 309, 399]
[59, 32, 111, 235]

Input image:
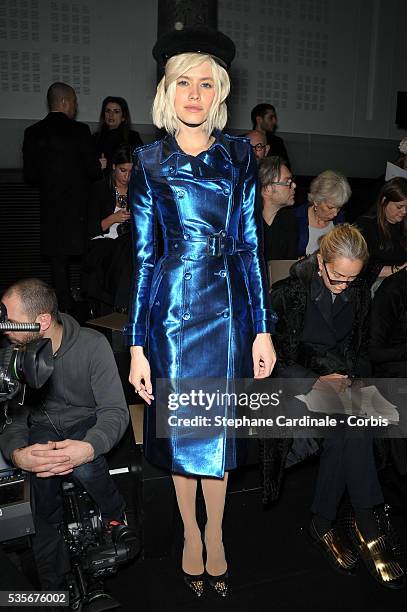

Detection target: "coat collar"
[160, 129, 232, 164]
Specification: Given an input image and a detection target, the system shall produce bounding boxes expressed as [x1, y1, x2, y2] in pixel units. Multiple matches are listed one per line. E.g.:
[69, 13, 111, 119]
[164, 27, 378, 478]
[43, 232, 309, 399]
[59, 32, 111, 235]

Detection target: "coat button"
[219, 270, 227, 278]
[184, 272, 191, 280]
[223, 187, 230, 195]
[222, 310, 229, 318]
[183, 233, 190, 240]
[173, 243, 179, 249]
[178, 190, 185, 198]
[154, 300, 160, 307]
[182, 312, 191, 320]
[220, 230, 227, 237]
[169, 165, 175, 173]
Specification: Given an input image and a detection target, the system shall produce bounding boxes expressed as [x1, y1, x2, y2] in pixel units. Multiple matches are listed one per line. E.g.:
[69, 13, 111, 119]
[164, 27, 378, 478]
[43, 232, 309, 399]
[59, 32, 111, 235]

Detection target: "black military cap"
[152, 26, 236, 70]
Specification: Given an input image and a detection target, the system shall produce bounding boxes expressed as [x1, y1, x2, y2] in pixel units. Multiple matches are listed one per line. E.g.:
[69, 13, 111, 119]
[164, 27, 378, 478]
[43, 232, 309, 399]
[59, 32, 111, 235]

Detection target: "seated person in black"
[262, 224, 404, 588]
[82, 145, 134, 311]
[370, 269, 407, 377]
[92, 96, 142, 170]
[356, 177, 407, 287]
[258, 156, 298, 262]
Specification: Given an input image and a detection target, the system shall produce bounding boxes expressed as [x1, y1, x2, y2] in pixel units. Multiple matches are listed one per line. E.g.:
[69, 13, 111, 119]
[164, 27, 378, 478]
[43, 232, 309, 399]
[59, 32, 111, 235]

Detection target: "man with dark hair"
[23, 82, 102, 311]
[250, 102, 290, 167]
[1, 278, 129, 589]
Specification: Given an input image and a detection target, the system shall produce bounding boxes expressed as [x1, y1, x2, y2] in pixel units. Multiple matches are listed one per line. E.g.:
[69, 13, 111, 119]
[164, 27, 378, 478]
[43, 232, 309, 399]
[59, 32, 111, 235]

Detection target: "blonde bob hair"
[319, 223, 368, 264]
[151, 53, 230, 136]
[308, 170, 352, 208]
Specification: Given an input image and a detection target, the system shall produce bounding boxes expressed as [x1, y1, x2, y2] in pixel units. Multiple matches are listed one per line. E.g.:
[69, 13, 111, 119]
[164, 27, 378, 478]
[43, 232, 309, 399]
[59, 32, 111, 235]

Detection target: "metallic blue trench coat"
[124, 130, 276, 477]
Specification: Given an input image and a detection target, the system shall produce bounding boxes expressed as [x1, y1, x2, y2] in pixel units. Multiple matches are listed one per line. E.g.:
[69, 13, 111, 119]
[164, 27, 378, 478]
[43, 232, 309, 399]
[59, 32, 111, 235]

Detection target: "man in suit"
[250, 103, 290, 168]
[23, 82, 102, 311]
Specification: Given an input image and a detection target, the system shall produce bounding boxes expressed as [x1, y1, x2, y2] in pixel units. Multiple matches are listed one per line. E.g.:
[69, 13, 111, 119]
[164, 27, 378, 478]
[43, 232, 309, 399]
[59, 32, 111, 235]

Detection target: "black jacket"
[370, 270, 407, 377]
[263, 207, 298, 261]
[23, 112, 102, 256]
[356, 215, 407, 285]
[87, 178, 117, 239]
[0, 314, 129, 460]
[92, 127, 143, 164]
[260, 256, 371, 504]
[266, 132, 290, 168]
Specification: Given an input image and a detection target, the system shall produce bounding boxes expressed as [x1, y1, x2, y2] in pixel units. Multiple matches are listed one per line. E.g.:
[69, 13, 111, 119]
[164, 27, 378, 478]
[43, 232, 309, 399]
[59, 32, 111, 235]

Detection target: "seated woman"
[370, 269, 407, 377]
[92, 96, 143, 169]
[259, 156, 298, 261]
[82, 145, 134, 312]
[294, 170, 350, 256]
[356, 177, 407, 287]
[262, 224, 404, 588]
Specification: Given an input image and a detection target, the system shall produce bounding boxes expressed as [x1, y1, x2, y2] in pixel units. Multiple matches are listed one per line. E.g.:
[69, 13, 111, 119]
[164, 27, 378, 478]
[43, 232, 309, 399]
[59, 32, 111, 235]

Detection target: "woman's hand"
[99, 153, 107, 170]
[252, 333, 277, 378]
[129, 346, 154, 405]
[113, 209, 131, 223]
[101, 209, 131, 232]
[313, 373, 351, 394]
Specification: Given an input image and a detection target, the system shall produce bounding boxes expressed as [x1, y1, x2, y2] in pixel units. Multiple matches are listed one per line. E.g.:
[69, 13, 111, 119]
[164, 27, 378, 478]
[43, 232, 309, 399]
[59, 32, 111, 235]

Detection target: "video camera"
[0, 302, 53, 408]
[0, 302, 140, 609]
[62, 480, 140, 610]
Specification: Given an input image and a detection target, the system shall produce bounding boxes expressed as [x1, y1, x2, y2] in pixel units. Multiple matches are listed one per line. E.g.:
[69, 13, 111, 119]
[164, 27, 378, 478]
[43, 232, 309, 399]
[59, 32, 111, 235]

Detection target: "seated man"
[245, 130, 270, 162]
[0, 278, 129, 590]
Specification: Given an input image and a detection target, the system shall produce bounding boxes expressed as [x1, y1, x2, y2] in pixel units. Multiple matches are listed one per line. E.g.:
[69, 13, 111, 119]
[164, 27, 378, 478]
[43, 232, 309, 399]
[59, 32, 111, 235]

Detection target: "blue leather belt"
[164, 232, 251, 257]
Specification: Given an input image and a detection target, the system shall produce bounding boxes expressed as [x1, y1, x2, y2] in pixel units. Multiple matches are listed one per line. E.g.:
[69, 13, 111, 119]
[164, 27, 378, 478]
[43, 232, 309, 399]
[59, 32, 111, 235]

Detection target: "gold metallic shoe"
[352, 523, 405, 589]
[309, 520, 358, 574]
[206, 570, 229, 598]
[182, 571, 205, 597]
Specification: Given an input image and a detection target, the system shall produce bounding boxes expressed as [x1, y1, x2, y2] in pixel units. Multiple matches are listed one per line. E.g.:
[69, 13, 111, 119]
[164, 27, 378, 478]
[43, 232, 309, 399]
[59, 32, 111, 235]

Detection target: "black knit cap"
[152, 26, 236, 70]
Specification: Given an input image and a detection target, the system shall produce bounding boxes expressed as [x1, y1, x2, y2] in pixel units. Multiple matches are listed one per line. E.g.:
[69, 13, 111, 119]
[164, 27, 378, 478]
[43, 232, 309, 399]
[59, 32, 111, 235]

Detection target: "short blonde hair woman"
[263, 222, 405, 589]
[125, 28, 276, 598]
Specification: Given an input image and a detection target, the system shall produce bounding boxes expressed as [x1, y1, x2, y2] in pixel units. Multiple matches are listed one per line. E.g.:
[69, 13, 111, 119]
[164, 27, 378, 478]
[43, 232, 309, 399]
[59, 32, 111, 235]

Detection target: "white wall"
[0, 0, 406, 176]
[0, 0, 157, 123]
[219, 0, 407, 140]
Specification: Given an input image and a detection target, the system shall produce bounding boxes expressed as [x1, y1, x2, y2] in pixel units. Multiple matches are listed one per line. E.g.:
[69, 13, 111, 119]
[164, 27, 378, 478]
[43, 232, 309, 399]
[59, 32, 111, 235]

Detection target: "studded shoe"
[205, 570, 229, 598]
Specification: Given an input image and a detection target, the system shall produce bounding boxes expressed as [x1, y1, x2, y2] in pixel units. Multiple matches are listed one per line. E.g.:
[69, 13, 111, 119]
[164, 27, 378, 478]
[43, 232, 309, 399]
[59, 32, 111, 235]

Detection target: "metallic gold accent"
[212, 578, 228, 597]
[207, 573, 229, 598]
[321, 529, 358, 570]
[354, 524, 404, 583]
[184, 576, 204, 597]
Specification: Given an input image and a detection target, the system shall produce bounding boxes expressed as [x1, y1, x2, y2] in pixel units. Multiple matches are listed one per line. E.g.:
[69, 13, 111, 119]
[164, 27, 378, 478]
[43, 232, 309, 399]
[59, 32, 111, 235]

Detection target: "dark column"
[157, 0, 217, 37]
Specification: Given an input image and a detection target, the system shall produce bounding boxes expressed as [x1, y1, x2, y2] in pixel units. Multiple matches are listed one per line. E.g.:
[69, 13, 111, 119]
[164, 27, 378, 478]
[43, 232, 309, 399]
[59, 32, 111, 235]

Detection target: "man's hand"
[41, 439, 95, 467]
[11, 442, 74, 478]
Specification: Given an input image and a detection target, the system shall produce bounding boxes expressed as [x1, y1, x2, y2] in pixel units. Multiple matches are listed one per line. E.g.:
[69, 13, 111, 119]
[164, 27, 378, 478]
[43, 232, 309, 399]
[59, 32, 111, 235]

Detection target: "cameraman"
[0, 278, 129, 590]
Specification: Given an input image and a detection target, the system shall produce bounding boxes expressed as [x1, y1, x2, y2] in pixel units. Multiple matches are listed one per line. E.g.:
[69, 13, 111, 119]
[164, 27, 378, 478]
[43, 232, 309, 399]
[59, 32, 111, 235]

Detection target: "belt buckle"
[206, 232, 223, 257]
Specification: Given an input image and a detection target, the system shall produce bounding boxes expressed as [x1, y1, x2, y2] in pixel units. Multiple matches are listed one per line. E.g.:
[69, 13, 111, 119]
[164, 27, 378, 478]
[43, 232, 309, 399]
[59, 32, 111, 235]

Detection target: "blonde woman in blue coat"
[124, 28, 276, 598]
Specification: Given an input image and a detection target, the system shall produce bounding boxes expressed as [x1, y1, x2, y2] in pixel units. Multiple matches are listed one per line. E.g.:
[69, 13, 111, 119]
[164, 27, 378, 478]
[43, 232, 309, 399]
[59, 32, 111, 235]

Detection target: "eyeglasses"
[322, 260, 360, 286]
[271, 177, 296, 188]
[251, 143, 268, 152]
